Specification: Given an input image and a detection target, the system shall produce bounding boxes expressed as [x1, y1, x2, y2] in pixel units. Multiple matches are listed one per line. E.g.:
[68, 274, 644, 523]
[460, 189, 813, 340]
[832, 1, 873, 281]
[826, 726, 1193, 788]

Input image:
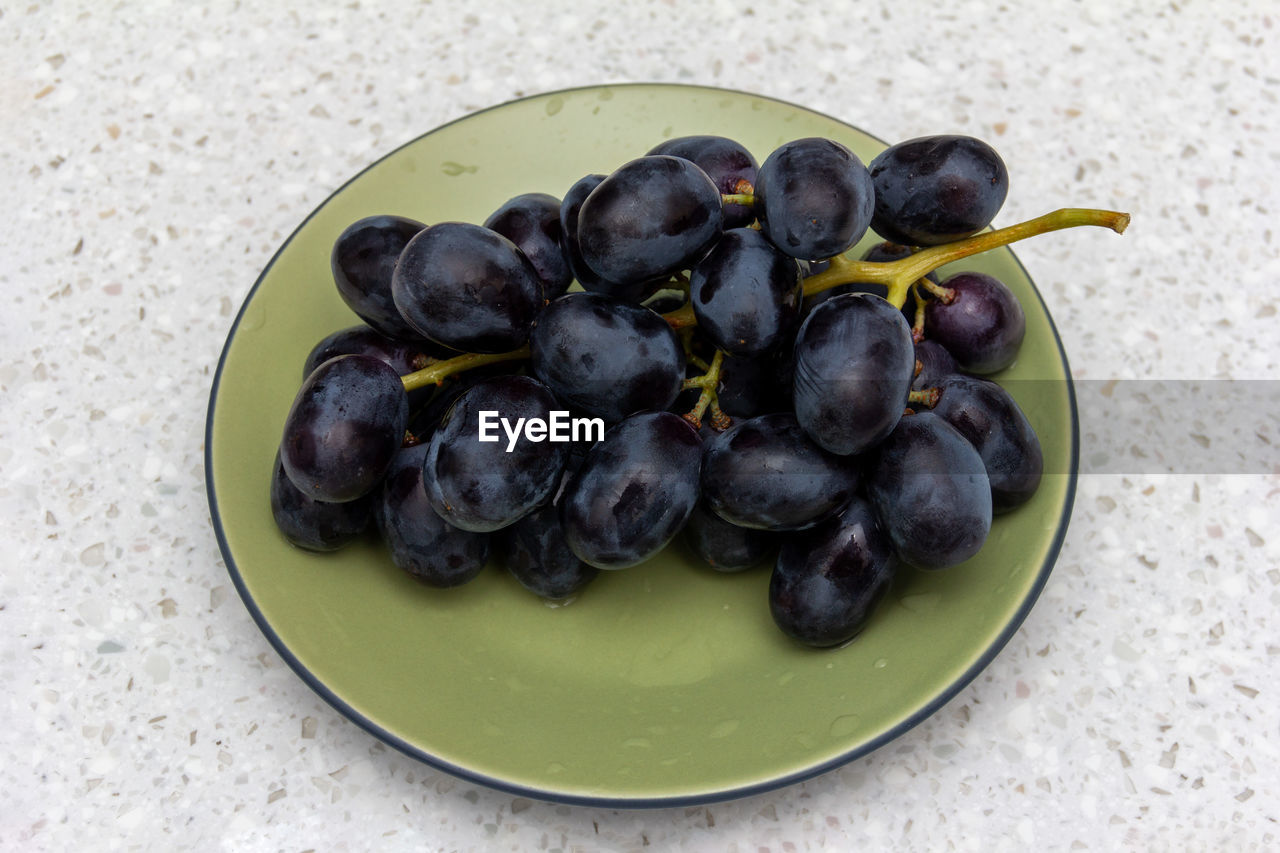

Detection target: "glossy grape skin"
[754, 138, 874, 261]
[683, 501, 777, 572]
[530, 292, 684, 424]
[646, 135, 758, 229]
[270, 451, 373, 551]
[391, 221, 544, 353]
[503, 503, 600, 598]
[924, 272, 1026, 374]
[331, 215, 427, 341]
[701, 413, 859, 532]
[577, 155, 723, 286]
[484, 192, 574, 298]
[769, 497, 897, 647]
[869, 135, 1009, 247]
[424, 375, 568, 533]
[501, 463, 598, 599]
[280, 354, 408, 503]
[560, 412, 702, 570]
[376, 443, 489, 587]
[792, 293, 915, 456]
[931, 374, 1043, 513]
[866, 412, 992, 570]
[912, 339, 959, 392]
[689, 228, 803, 357]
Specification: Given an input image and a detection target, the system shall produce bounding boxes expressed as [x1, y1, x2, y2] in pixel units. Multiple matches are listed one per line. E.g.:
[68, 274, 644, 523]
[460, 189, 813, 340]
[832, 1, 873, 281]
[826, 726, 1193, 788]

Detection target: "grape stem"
[680, 349, 731, 431]
[400, 345, 531, 392]
[801, 207, 1130, 310]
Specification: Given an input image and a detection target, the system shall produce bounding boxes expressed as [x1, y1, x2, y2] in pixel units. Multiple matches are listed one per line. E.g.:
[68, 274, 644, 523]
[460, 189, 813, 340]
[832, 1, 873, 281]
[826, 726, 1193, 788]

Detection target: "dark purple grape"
[715, 351, 793, 419]
[930, 374, 1043, 513]
[866, 412, 992, 570]
[424, 375, 568, 533]
[560, 174, 611, 288]
[391, 222, 544, 353]
[303, 324, 448, 411]
[529, 292, 684, 424]
[501, 462, 598, 599]
[270, 451, 373, 551]
[646, 135, 758, 229]
[484, 192, 573, 299]
[577, 156, 723, 286]
[701, 413, 858, 532]
[754, 138, 874, 260]
[280, 354, 408, 503]
[912, 339, 959, 392]
[683, 501, 776, 572]
[331, 215, 428, 341]
[303, 325, 440, 380]
[503, 502, 599, 598]
[924, 272, 1026, 374]
[792, 293, 915, 456]
[562, 173, 665, 303]
[869, 135, 1008, 247]
[376, 443, 489, 587]
[689, 228, 802, 357]
[769, 497, 897, 647]
[560, 411, 702, 570]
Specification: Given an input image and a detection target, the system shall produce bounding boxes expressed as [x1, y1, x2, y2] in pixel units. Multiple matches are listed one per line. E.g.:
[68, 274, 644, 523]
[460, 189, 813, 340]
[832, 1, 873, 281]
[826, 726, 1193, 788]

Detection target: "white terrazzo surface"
[3, 1, 1279, 850]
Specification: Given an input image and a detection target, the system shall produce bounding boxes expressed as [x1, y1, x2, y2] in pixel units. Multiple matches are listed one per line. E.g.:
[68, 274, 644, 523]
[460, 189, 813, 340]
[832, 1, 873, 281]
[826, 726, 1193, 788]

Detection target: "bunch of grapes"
[272, 132, 1128, 648]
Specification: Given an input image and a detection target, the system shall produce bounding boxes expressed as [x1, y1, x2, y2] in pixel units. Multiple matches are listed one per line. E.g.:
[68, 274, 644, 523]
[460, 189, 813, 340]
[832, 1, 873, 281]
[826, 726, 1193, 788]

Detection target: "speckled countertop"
[3, 1, 1278, 850]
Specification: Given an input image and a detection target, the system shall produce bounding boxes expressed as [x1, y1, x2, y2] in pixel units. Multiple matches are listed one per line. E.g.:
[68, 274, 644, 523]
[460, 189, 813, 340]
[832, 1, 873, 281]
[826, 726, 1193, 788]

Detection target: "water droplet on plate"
[829, 714, 861, 738]
[709, 719, 739, 739]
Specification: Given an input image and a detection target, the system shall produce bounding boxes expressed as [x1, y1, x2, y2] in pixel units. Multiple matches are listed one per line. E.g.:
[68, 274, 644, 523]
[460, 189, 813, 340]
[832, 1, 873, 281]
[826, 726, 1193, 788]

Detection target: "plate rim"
[204, 81, 1080, 809]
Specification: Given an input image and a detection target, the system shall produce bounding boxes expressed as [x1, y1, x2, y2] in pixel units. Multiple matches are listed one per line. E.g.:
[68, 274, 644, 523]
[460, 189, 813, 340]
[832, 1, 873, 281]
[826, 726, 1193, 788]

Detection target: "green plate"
[205, 84, 1078, 807]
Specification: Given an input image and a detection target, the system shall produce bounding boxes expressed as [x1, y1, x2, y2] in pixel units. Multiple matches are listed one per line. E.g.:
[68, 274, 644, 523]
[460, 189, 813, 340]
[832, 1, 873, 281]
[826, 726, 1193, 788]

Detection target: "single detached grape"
[577, 155, 723, 285]
[280, 354, 408, 503]
[683, 501, 777, 573]
[484, 192, 574, 299]
[529, 292, 684, 423]
[869, 134, 1009, 247]
[924, 272, 1026, 374]
[376, 443, 490, 587]
[560, 411, 702, 570]
[866, 412, 992, 570]
[754, 137, 874, 261]
[931, 374, 1043, 512]
[689, 227, 803, 357]
[646, 134, 759, 229]
[391, 221, 544, 353]
[424, 375, 568, 533]
[701, 413, 859, 531]
[270, 451, 373, 551]
[769, 497, 897, 648]
[331, 214, 428, 341]
[792, 292, 915, 456]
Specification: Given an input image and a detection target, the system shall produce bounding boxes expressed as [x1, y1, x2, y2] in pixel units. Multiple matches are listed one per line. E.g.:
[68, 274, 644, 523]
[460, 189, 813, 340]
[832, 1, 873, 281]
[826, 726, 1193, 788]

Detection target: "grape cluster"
[272, 131, 1127, 649]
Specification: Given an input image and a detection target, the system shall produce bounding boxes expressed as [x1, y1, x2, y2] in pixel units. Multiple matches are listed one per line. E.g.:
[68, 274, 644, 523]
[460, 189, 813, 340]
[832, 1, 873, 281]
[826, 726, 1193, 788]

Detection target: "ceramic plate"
[205, 83, 1078, 807]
